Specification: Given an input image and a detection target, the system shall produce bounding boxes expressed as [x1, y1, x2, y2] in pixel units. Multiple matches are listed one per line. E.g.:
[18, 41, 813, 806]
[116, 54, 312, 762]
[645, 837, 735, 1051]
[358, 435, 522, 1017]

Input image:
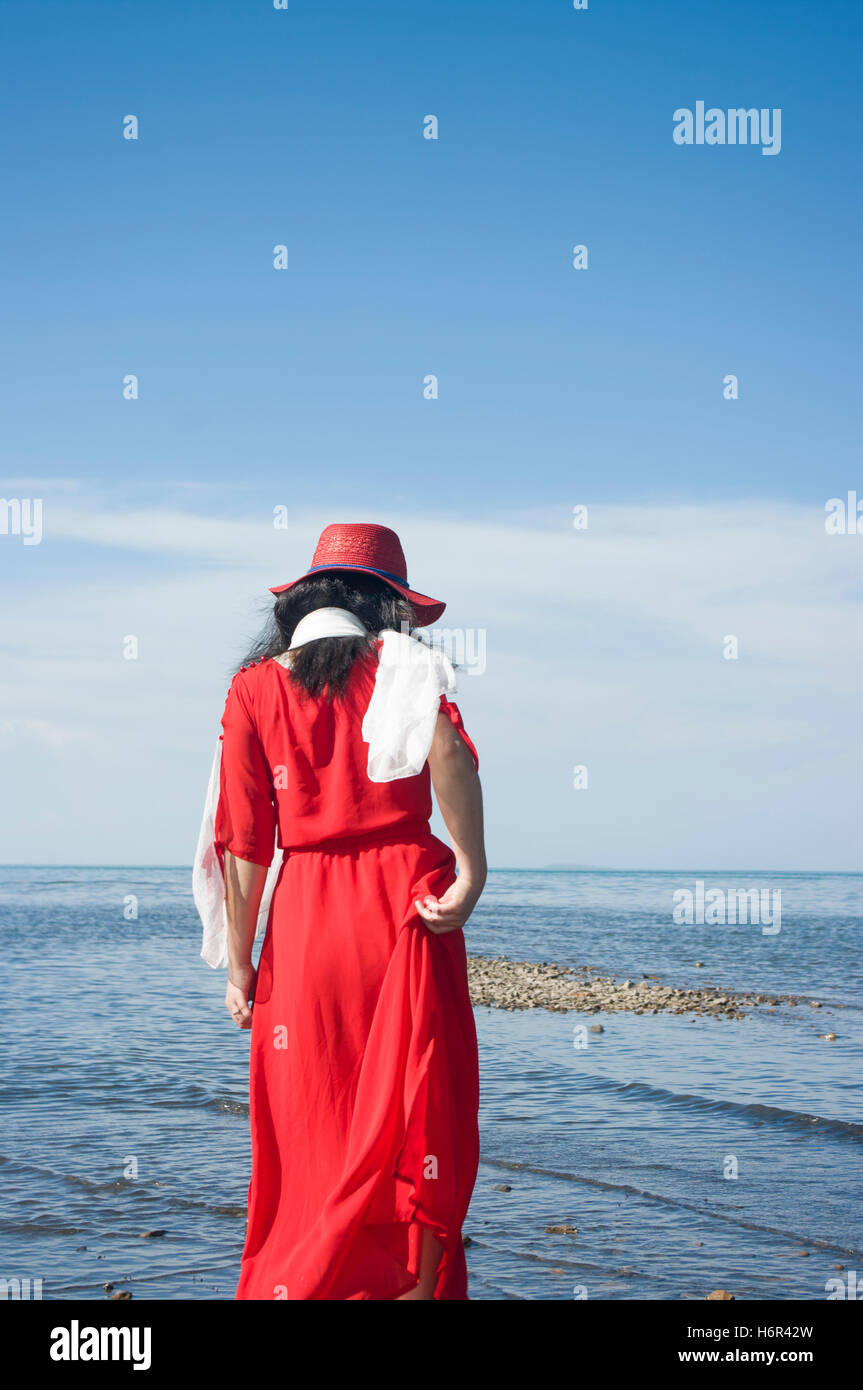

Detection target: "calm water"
[1, 867, 861, 1301]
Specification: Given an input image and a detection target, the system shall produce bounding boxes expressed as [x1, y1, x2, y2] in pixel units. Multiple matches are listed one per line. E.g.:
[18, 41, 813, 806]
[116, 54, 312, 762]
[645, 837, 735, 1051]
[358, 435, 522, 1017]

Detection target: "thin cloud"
[1, 495, 860, 868]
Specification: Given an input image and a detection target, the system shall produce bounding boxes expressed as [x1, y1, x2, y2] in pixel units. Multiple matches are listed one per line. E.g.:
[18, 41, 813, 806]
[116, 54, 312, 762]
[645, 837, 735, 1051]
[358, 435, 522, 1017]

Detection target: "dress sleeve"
[438, 694, 479, 772]
[215, 672, 277, 867]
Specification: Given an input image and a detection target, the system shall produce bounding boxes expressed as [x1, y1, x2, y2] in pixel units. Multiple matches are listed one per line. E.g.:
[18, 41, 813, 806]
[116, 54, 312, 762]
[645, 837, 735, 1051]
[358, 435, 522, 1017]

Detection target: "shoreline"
[467, 955, 832, 1022]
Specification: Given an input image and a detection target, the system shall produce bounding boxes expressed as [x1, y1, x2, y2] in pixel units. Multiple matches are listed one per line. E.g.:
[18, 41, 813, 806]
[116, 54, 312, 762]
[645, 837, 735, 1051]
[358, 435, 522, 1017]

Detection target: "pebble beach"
[466, 954, 835, 1028]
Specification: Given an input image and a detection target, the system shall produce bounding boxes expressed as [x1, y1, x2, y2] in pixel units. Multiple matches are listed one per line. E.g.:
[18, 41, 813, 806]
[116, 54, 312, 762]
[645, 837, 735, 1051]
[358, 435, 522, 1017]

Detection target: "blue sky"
[1, 0, 861, 869]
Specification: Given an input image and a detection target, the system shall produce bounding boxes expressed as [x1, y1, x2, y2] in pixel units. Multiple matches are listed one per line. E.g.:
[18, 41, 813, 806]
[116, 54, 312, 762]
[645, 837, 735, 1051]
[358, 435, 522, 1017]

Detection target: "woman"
[193, 522, 485, 1301]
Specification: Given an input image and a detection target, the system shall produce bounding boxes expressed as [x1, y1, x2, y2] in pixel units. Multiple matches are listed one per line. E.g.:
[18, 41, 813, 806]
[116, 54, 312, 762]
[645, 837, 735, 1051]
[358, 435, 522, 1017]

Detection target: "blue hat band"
[305, 562, 410, 587]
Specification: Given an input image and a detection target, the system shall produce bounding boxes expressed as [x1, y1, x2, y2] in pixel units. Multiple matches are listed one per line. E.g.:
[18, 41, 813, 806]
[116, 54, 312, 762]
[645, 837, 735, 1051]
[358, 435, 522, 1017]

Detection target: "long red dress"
[214, 641, 481, 1300]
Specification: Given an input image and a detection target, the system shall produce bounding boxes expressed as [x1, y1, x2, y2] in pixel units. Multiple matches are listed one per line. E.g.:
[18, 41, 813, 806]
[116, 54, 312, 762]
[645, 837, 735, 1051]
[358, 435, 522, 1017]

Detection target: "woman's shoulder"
[236, 653, 291, 675]
[226, 655, 283, 700]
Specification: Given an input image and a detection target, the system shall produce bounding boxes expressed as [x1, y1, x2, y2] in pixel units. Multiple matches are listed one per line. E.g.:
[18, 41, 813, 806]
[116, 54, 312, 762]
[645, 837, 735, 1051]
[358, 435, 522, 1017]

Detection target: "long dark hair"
[239, 572, 416, 701]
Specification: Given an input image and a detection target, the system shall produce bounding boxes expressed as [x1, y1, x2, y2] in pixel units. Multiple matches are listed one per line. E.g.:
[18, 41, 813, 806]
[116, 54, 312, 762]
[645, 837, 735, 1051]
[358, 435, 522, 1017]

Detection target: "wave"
[478, 1156, 863, 1259]
[572, 1073, 863, 1140]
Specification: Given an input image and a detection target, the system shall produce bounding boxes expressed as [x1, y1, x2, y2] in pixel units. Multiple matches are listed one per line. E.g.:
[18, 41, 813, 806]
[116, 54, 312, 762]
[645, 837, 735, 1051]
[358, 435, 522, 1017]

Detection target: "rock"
[705, 1289, 734, 1300]
[589, 1024, 603, 1033]
[110, 1290, 132, 1300]
[545, 1225, 578, 1235]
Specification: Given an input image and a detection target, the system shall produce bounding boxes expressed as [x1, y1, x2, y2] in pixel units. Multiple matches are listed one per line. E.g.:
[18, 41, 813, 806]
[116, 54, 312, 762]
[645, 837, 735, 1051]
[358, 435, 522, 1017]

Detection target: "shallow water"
[1, 867, 860, 1300]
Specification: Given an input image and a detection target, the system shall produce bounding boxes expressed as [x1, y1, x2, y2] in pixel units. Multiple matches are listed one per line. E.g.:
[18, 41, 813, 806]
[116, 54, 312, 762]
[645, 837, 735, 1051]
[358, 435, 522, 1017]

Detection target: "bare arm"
[223, 851, 268, 1028]
[415, 711, 487, 934]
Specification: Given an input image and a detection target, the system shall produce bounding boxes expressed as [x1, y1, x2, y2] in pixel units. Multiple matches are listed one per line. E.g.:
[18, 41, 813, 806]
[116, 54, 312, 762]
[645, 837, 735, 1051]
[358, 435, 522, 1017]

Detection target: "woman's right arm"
[216, 670, 277, 1025]
[416, 710, 487, 934]
[223, 852, 268, 1028]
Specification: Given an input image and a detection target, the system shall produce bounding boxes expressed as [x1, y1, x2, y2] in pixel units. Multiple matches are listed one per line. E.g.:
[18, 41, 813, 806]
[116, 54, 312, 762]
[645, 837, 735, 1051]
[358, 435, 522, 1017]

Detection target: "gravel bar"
[466, 955, 820, 1021]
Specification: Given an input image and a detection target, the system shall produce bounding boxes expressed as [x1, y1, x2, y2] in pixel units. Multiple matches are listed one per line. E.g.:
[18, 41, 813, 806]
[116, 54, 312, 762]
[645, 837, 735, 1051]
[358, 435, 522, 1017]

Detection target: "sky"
[1, 0, 861, 869]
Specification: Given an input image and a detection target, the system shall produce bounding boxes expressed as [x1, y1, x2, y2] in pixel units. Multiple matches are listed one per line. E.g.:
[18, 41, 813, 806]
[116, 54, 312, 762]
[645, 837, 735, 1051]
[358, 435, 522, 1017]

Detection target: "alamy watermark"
[672, 879, 781, 935]
[50, 1321, 151, 1369]
[825, 1270, 860, 1299]
[673, 102, 781, 156]
[1, 1277, 43, 1299]
[0, 497, 43, 544]
[406, 624, 486, 676]
[825, 493, 863, 534]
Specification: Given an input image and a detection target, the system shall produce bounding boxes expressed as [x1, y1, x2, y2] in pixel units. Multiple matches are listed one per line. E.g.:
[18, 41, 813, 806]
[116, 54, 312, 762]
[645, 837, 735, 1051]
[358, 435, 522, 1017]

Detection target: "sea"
[2, 867, 861, 1301]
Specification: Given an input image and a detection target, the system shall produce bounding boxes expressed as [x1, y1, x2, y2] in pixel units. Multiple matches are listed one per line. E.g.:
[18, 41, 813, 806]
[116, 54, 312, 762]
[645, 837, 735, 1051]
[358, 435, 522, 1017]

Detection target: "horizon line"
[0, 864, 860, 876]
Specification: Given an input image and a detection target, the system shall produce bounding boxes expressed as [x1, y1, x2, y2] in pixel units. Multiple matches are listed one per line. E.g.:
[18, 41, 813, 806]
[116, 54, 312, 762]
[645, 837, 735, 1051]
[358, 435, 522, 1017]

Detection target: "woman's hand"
[425, 711, 486, 936]
[414, 875, 484, 935]
[225, 962, 256, 1029]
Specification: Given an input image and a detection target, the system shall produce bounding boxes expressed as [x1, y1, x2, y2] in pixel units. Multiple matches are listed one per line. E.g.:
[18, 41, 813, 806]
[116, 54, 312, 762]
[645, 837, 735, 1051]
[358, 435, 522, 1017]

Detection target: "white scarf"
[192, 609, 457, 968]
[288, 606, 368, 646]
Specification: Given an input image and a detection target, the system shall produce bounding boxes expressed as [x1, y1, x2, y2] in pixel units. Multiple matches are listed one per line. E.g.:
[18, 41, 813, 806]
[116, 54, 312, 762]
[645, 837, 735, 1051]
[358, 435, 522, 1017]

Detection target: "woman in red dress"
[194, 524, 485, 1300]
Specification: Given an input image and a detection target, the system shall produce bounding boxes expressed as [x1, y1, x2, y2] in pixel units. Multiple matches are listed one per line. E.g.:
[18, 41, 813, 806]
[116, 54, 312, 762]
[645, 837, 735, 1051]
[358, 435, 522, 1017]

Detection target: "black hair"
[238, 572, 416, 701]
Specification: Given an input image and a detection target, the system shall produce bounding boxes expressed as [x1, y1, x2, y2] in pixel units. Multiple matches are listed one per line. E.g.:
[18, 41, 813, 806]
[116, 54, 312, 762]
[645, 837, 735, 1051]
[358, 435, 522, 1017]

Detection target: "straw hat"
[270, 523, 445, 627]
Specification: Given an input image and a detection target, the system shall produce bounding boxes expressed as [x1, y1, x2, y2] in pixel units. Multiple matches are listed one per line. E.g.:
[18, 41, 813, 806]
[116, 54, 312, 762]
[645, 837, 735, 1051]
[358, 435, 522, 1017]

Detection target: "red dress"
[214, 643, 481, 1300]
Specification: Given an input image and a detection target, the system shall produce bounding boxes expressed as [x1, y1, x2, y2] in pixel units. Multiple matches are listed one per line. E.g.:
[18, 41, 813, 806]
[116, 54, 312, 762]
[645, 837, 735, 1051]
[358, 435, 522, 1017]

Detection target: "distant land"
[542, 864, 609, 871]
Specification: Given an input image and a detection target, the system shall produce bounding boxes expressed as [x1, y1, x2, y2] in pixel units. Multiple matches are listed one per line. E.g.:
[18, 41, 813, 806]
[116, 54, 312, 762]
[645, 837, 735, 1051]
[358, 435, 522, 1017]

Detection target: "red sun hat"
[270, 523, 446, 627]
